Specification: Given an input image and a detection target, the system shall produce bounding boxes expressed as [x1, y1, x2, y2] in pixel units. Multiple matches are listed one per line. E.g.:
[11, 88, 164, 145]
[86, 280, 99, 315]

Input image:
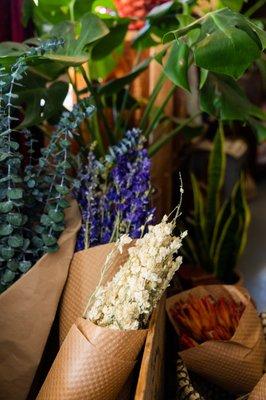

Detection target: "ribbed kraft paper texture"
[37, 318, 146, 400]
[249, 373, 266, 399]
[166, 285, 266, 394]
[0, 200, 81, 400]
[59, 243, 131, 342]
[37, 243, 147, 400]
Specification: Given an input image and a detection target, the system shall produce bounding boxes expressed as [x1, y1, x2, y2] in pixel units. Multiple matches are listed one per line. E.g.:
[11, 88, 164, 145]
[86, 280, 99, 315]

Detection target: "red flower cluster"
[170, 295, 245, 349]
[115, 0, 168, 29]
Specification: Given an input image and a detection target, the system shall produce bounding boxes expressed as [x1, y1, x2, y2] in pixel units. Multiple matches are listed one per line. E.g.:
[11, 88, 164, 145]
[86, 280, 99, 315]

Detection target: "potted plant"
[179, 124, 251, 285]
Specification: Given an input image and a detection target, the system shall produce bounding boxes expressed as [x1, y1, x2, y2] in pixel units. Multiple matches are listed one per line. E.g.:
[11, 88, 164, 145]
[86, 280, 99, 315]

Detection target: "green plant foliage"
[183, 126, 250, 282]
[163, 40, 190, 92]
[0, 42, 95, 293]
[165, 8, 266, 79]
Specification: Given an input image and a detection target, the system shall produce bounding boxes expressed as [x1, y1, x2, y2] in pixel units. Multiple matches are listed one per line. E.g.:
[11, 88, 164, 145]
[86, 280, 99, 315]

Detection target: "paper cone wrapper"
[59, 242, 132, 343]
[249, 373, 266, 399]
[166, 285, 266, 394]
[0, 200, 81, 400]
[37, 317, 147, 400]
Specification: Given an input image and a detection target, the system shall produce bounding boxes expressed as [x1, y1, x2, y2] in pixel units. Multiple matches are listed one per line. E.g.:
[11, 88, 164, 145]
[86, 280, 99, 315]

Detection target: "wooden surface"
[134, 295, 166, 400]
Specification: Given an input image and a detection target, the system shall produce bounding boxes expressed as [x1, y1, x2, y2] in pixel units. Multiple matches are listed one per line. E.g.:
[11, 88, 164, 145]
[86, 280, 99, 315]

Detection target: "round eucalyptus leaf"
[2, 269, 15, 283]
[55, 184, 69, 195]
[7, 188, 23, 200]
[0, 224, 13, 236]
[8, 235, 24, 248]
[48, 209, 64, 223]
[0, 201, 13, 213]
[7, 213, 23, 226]
[1, 247, 15, 260]
[7, 260, 20, 272]
[18, 260, 32, 273]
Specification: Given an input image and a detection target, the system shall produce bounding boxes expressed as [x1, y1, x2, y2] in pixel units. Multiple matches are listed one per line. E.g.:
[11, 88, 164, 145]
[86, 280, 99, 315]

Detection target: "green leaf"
[7, 213, 24, 226]
[58, 198, 70, 209]
[194, 10, 261, 78]
[199, 68, 208, 89]
[163, 40, 190, 92]
[7, 260, 20, 272]
[27, 179, 36, 188]
[18, 260, 32, 273]
[7, 188, 23, 200]
[10, 141, 20, 151]
[165, 8, 264, 79]
[190, 174, 209, 266]
[41, 214, 52, 226]
[220, 0, 244, 12]
[0, 225, 13, 236]
[233, 177, 251, 258]
[1, 269, 15, 283]
[8, 235, 24, 248]
[213, 207, 239, 281]
[98, 58, 151, 95]
[91, 23, 128, 60]
[200, 73, 266, 121]
[44, 243, 59, 253]
[32, 235, 44, 248]
[207, 124, 226, 238]
[42, 234, 58, 246]
[55, 184, 69, 195]
[1, 247, 15, 260]
[17, 81, 69, 128]
[0, 201, 13, 213]
[249, 119, 266, 143]
[0, 153, 9, 162]
[48, 208, 65, 223]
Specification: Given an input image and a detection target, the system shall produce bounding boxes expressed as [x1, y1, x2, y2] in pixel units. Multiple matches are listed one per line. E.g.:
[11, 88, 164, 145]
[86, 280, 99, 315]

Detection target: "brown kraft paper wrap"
[37, 243, 147, 400]
[0, 200, 81, 400]
[166, 285, 266, 394]
[248, 373, 266, 399]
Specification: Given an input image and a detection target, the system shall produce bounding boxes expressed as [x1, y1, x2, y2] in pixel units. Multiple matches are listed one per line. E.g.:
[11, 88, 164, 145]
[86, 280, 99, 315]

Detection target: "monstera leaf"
[165, 8, 266, 79]
[200, 73, 266, 121]
[0, 12, 109, 68]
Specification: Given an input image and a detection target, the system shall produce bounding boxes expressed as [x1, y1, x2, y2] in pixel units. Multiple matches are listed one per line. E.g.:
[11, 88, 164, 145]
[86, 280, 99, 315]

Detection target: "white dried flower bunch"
[85, 182, 187, 331]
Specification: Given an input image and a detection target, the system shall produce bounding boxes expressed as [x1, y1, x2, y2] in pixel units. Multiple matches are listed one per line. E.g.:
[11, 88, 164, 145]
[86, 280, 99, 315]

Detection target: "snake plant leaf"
[213, 208, 240, 281]
[207, 124, 226, 238]
[210, 197, 232, 260]
[233, 177, 251, 258]
[164, 8, 264, 79]
[190, 174, 210, 266]
[163, 40, 190, 92]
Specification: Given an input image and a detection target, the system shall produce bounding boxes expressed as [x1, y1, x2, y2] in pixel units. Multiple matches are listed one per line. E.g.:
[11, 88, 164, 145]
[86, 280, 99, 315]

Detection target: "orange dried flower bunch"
[115, 0, 168, 30]
[170, 295, 245, 350]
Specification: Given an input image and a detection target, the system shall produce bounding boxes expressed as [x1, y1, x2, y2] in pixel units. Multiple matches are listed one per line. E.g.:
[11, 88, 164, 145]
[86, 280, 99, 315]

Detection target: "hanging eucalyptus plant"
[0, 41, 95, 292]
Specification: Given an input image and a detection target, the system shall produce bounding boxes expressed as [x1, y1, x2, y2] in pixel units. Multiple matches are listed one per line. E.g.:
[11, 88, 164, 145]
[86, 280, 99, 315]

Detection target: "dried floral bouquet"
[38, 184, 187, 400]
